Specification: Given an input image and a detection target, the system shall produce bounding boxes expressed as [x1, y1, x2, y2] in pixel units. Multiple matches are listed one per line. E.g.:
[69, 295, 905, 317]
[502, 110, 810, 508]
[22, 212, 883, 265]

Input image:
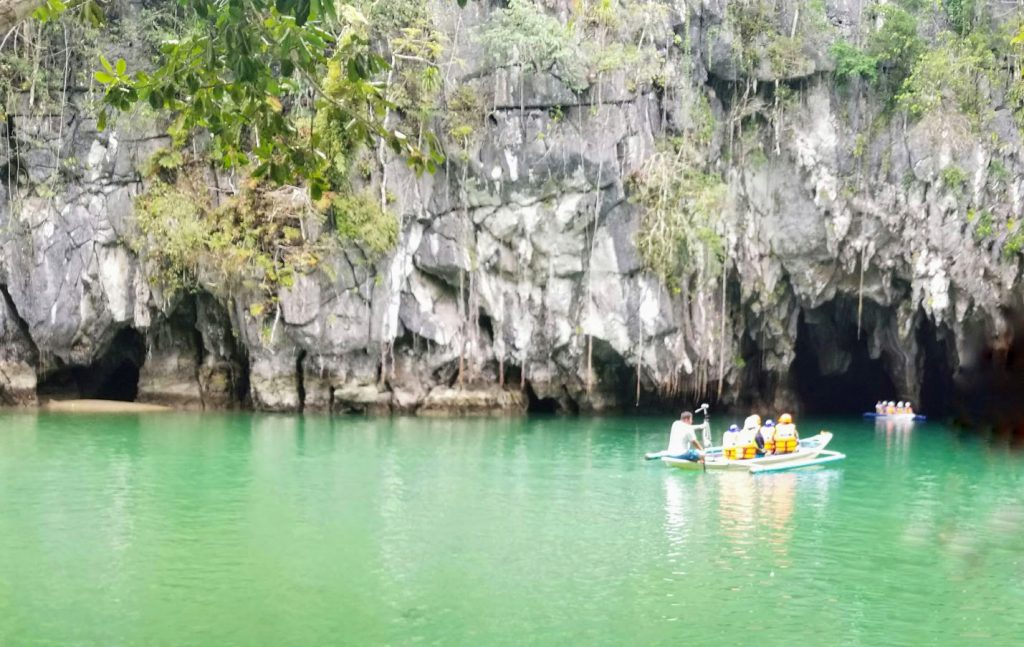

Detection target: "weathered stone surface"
[418, 387, 526, 416]
[1, 1, 1023, 415]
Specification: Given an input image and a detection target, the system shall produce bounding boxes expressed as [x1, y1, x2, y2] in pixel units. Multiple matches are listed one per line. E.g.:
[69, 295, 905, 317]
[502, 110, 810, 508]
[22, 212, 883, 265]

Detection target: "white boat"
[863, 412, 925, 422]
[662, 432, 843, 473]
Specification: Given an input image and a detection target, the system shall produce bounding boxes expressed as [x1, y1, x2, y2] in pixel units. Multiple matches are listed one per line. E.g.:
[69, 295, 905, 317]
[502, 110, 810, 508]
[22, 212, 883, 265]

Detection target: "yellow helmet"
[779, 413, 793, 424]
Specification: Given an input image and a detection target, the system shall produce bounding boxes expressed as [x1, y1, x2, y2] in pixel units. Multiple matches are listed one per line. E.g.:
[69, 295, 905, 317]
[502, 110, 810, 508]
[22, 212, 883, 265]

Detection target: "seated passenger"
[897, 401, 906, 414]
[735, 415, 760, 460]
[774, 413, 799, 454]
[875, 401, 883, 415]
[722, 424, 741, 460]
[886, 401, 896, 415]
[758, 419, 776, 454]
[905, 402, 914, 415]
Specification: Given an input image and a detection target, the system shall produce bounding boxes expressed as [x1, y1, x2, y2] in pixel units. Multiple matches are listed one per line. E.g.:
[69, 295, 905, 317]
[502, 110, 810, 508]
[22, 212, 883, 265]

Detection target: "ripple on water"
[2, 414, 1024, 644]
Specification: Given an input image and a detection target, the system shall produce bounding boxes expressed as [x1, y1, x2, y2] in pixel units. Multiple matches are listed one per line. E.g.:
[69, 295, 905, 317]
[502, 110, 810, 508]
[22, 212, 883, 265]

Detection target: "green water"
[1, 413, 1023, 645]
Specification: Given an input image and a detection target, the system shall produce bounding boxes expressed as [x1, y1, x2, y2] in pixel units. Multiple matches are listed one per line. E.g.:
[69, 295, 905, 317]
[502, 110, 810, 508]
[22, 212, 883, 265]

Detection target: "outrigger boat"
[661, 431, 846, 474]
[862, 412, 926, 422]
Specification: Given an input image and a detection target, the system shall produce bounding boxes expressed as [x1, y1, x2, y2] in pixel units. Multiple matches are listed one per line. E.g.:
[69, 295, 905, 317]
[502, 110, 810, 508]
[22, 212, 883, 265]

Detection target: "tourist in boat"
[722, 424, 741, 460]
[875, 401, 884, 415]
[735, 415, 760, 460]
[774, 413, 799, 454]
[896, 401, 905, 414]
[905, 402, 914, 415]
[886, 401, 896, 415]
[666, 411, 705, 462]
[757, 419, 775, 455]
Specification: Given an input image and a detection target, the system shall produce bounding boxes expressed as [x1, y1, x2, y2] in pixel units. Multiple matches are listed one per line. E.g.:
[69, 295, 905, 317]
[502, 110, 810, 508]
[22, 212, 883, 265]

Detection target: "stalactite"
[717, 247, 729, 400]
[857, 243, 866, 340]
[457, 265, 465, 388]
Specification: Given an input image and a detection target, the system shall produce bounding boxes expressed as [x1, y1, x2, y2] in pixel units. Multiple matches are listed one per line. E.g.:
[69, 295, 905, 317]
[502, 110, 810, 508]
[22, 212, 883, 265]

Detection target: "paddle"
[697, 403, 710, 473]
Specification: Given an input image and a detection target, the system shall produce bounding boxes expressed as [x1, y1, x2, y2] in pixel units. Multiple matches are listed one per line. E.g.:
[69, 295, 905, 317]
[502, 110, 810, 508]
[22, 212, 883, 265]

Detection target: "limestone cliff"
[1, 0, 1021, 416]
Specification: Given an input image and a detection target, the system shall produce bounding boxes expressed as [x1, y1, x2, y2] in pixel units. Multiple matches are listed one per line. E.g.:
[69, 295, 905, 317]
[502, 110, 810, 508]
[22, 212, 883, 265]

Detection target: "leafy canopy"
[35, 0, 474, 196]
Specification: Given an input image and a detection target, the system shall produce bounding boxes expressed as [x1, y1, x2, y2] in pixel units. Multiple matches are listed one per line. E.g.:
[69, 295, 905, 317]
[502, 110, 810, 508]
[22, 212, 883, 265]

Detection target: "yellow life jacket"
[886, 405, 895, 415]
[762, 428, 776, 453]
[773, 424, 798, 454]
[724, 447, 738, 460]
[738, 443, 758, 460]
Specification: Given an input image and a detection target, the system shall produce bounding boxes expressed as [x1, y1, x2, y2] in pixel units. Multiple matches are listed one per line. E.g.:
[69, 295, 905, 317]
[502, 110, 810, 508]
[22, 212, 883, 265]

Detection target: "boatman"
[666, 411, 705, 462]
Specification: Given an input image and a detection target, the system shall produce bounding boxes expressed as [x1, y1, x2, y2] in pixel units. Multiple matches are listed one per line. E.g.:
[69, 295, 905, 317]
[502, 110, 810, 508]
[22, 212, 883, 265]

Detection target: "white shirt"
[722, 430, 739, 448]
[667, 421, 699, 455]
[738, 427, 758, 445]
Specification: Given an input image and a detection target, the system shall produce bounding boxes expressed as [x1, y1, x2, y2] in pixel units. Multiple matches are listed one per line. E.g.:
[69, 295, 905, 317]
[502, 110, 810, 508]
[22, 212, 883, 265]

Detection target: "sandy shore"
[40, 399, 173, 413]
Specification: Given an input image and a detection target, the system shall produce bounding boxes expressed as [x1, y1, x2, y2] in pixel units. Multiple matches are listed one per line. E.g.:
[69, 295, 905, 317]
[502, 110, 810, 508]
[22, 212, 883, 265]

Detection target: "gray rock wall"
[1, 0, 1022, 414]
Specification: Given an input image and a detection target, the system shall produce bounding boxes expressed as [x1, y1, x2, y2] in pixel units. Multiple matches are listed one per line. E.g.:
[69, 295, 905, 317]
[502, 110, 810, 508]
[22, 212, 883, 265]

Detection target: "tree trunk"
[0, 0, 42, 34]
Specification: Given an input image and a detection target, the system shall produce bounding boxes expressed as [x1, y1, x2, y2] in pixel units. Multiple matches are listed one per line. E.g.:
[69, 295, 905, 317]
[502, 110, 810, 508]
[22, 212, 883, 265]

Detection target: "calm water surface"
[1, 413, 1023, 645]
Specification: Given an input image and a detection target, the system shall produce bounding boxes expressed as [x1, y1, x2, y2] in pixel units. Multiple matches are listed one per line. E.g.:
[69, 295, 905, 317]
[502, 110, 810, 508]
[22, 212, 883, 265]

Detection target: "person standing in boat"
[666, 411, 705, 462]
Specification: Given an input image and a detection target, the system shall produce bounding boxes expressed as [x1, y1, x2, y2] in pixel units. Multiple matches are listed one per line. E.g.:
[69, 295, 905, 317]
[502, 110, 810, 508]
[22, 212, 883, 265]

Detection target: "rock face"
[1, 1, 1022, 415]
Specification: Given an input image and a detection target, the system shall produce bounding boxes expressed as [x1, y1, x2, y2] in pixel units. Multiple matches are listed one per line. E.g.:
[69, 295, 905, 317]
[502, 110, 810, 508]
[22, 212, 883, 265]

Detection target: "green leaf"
[99, 55, 114, 74]
[97, 109, 108, 132]
[94, 71, 115, 84]
[116, 58, 127, 76]
[294, 0, 311, 26]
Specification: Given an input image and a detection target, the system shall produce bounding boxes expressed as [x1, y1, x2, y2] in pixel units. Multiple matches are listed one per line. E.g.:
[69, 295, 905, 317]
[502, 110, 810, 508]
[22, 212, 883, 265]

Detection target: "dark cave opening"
[792, 308, 897, 415]
[524, 381, 561, 414]
[36, 328, 146, 401]
[917, 316, 956, 418]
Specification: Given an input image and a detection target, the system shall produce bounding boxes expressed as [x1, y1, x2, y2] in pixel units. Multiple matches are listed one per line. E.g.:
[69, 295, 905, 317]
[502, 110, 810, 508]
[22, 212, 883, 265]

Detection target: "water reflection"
[716, 474, 757, 568]
[875, 417, 913, 464]
[759, 473, 796, 565]
[662, 475, 689, 553]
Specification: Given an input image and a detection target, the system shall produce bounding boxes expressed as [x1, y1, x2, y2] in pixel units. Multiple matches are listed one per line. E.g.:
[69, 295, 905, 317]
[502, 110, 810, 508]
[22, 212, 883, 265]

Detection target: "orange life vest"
[773, 424, 798, 454]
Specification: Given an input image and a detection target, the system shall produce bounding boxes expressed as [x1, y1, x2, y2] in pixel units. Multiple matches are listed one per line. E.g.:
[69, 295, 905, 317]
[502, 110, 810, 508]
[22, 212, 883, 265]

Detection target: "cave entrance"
[917, 316, 955, 418]
[36, 328, 146, 401]
[792, 306, 896, 415]
[524, 381, 564, 414]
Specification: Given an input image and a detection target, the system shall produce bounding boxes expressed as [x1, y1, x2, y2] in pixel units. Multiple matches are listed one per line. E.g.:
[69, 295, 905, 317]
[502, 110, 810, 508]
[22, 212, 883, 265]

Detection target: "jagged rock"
[1, 1, 1023, 416]
[0, 291, 38, 405]
[418, 387, 526, 416]
[333, 382, 392, 415]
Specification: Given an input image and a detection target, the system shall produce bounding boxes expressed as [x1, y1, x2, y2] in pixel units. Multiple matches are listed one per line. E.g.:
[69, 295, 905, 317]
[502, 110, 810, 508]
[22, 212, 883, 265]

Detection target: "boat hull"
[662, 432, 836, 472]
[862, 412, 926, 422]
